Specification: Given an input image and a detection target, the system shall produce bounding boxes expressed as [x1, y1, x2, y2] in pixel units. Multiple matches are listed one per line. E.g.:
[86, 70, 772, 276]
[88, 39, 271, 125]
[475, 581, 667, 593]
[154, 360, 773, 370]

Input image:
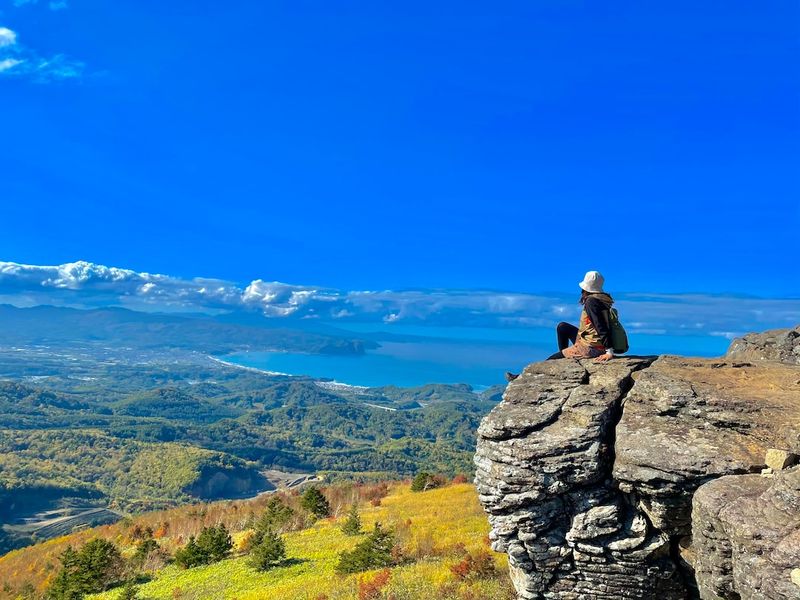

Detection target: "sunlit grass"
[88, 483, 512, 600]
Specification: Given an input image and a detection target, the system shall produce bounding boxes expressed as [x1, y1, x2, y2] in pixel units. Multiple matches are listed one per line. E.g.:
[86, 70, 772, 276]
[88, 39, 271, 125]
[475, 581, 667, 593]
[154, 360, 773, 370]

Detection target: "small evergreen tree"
[410, 472, 439, 492]
[253, 496, 295, 544]
[341, 503, 362, 536]
[300, 487, 331, 519]
[335, 522, 396, 575]
[174, 537, 208, 568]
[249, 530, 286, 571]
[197, 524, 233, 562]
[48, 540, 124, 600]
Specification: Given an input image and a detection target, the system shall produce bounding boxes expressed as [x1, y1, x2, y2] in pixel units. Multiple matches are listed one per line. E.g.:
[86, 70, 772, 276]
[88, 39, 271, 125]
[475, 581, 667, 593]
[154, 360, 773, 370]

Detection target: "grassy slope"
[67, 483, 512, 600]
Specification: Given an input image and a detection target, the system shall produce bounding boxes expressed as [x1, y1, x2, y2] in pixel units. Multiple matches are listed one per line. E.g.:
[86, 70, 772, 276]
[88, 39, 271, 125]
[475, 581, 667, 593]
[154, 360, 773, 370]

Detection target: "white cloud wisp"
[0, 26, 84, 82]
[0, 260, 798, 340]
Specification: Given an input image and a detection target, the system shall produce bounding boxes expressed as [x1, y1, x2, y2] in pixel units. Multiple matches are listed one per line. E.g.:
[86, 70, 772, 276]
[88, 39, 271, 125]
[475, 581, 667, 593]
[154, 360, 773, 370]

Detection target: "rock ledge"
[475, 329, 800, 599]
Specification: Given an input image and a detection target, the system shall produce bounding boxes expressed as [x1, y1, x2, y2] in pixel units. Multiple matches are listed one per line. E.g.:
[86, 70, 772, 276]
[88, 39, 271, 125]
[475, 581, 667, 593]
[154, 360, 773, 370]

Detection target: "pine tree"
[197, 524, 232, 562]
[341, 503, 362, 536]
[335, 522, 396, 575]
[47, 540, 124, 599]
[174, 537, 208, 568]
[253, 496, 295, 545]
[249, 530, 286, 571]
[300, 487, 331, 519]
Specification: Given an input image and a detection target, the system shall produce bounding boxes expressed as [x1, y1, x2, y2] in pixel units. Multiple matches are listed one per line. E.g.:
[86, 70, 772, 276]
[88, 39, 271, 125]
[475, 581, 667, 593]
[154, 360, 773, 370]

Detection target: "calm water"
[222, 323, 731, 389]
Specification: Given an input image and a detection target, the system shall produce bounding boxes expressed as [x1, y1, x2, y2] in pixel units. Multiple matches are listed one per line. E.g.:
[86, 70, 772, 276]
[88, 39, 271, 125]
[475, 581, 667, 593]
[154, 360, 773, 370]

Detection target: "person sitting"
[506, 271, 616, 382]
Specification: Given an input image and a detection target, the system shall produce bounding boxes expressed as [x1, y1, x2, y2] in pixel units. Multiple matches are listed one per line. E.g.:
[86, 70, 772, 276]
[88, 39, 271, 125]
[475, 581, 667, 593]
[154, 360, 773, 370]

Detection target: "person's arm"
[585, 298, 614, 358]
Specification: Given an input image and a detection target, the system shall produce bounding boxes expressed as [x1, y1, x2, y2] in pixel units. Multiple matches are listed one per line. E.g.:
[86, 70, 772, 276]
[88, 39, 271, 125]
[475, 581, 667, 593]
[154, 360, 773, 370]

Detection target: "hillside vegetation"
[0, 429, 266, 513]
[0, 481, 514, 600]
[0, 348, 498, 550]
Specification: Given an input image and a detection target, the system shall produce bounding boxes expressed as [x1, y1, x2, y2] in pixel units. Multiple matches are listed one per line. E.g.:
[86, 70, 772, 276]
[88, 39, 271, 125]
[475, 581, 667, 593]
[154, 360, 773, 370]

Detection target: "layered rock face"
[474, 328, 800, 599]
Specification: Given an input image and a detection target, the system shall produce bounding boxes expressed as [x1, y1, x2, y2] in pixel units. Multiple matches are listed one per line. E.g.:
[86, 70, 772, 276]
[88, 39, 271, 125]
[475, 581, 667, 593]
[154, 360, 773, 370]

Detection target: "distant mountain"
[0, 304, 376, 355]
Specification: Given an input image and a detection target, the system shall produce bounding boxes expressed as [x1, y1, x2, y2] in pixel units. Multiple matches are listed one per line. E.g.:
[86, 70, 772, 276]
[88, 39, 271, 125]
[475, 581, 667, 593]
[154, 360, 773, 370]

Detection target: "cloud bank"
[0, 260, 798, 339]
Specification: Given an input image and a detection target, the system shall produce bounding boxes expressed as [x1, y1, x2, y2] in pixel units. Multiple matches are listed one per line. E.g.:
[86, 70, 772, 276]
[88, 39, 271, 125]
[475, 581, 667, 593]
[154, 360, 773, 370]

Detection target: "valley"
[0, 305, 498, 555]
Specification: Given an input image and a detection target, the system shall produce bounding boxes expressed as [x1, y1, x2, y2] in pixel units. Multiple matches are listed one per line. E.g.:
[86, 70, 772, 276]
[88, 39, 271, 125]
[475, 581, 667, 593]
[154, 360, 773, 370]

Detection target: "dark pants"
[547, 321, 578, 360]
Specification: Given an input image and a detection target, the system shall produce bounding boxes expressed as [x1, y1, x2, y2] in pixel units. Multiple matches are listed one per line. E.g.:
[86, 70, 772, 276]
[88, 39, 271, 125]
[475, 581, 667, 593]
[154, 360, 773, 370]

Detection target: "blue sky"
[1, 1, 798, 297]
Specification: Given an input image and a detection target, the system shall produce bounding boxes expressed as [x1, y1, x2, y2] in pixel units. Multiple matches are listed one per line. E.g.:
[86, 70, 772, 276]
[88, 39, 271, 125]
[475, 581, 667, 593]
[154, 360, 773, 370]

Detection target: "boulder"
[475, 350, 800, 599]
[692, 467, 800, 599]
[765, 449, 799, 471]
[726, 325, 800, 365]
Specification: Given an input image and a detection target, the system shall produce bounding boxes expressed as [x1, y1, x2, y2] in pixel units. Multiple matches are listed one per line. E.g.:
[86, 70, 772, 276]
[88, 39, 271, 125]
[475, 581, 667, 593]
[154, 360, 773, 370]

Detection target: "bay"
[222, 323, 731, 389]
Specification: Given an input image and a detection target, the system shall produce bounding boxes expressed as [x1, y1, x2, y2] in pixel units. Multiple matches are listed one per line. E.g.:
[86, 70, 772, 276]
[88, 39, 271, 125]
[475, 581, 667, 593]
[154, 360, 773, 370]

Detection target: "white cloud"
[0, 26, 84, 82]
[0, 57, 23, 72]
[0, 260, 798, 339]
[709, 331, 743, 340]
[0, 27, 17, 47]
[49, 1, 68, 10]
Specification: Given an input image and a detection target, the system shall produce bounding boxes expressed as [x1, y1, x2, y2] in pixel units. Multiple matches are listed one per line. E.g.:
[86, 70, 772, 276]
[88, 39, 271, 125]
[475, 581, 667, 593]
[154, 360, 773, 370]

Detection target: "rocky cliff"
[474, 328, 800, 599]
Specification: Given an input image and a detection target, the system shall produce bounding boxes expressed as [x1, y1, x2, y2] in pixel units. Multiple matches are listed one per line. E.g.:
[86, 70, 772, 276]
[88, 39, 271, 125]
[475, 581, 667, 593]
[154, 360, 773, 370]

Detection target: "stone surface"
[693, 467, 800, 599]
[475, 349, 800, 600]
[766, 448, 799, 471]
[614, 355, 800, 538]
[726, 325, 800, 365]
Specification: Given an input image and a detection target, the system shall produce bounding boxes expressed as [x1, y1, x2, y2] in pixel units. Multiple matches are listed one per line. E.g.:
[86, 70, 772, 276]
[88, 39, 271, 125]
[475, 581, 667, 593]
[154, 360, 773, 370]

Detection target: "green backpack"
[609, 308, 629, 354]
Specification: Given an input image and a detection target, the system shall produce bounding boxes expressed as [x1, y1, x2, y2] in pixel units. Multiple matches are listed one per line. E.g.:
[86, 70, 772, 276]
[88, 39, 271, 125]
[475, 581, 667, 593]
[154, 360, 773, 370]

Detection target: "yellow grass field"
[3, 483, 513, 600]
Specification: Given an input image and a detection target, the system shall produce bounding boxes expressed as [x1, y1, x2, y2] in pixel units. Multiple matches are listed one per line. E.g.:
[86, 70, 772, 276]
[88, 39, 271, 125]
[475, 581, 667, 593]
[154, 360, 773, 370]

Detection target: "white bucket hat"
[579, 271, 605, 293]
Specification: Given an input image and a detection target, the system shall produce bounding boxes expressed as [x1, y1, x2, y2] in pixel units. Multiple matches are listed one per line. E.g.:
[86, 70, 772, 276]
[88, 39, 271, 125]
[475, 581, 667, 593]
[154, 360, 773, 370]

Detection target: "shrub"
[132, 537, 168, 572]
[249, 530, 286, 571]
[357, 569, 391, 600]
[450, 549, 497, 580]
[153, 523, 169, 539]
[236, 530, 257, 553]
[341, 503, 362, 536]
[301, 487, 331, 519]
[361, 482, 389, 503]
[452, 474, 469, 484]
[132, 538, 159, 564]
[335, 523, 396, 575]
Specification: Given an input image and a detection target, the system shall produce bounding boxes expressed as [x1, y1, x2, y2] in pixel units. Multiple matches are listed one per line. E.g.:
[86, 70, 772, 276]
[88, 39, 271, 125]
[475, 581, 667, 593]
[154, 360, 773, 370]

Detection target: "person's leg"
[557, 322, 578, 350]
[506, 325, 577, 379]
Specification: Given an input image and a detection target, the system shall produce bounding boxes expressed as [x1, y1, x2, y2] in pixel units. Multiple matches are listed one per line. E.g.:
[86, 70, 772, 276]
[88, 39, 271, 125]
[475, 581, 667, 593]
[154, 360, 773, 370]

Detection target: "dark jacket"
[580, 293, 614, 349]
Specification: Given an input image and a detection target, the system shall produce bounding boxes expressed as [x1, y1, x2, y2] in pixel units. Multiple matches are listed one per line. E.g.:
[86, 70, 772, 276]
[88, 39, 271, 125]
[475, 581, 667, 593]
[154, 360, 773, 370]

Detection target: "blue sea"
[222, 322, 731, 389]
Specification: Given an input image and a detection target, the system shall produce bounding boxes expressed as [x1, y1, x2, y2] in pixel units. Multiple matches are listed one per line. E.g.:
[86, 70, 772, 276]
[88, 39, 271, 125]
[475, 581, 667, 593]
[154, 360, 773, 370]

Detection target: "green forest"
[0, 342, 501, 555]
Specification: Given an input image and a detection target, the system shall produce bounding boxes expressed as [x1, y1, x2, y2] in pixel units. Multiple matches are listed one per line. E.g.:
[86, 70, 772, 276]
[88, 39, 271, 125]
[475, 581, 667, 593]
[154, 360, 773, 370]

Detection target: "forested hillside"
[0, 338, 500, 555]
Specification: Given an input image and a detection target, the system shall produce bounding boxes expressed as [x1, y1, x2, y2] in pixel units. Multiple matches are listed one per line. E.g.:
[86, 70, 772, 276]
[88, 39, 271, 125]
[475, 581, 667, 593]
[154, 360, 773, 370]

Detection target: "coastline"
[206, 355, 290, 377]
[208, 354, 371, 391]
